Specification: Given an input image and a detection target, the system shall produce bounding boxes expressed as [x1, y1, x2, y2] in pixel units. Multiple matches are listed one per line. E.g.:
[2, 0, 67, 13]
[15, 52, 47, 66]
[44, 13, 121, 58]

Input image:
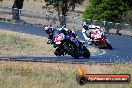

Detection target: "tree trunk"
[12, 8, 20, 20]
[59, 15, 67, 27]
[12, 0, 24, 21]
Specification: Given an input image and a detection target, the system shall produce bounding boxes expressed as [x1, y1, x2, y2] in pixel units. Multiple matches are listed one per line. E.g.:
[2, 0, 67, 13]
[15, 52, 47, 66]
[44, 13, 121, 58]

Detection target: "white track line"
[98, 49, 106, 56]
[91, 49, 106, 56]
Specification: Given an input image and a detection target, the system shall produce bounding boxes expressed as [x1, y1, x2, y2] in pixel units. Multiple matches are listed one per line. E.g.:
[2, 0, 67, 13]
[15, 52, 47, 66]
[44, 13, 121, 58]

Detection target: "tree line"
[0, 0, 131, 24]
[83, 0, 132, 23]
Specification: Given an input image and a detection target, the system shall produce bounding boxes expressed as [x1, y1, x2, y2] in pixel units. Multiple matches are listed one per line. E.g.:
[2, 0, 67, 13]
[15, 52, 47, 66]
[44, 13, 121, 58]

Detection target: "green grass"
[0, 30, 55, 55]
[0, 33, 35, 55]
[0, 61, 131, 88]
[0, 33, 33, 50]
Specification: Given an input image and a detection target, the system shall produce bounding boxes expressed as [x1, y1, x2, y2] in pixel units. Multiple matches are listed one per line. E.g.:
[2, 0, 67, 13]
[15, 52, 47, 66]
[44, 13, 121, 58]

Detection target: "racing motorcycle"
[53, 33, 90, 59]
[90, 28, 112, 49]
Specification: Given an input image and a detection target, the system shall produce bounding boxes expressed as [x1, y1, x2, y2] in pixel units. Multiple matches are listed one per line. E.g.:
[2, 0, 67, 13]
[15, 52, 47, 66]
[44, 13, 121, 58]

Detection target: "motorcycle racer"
[82, 21, 96, 45]
[44, 25, 78, 48]
[45, 25, 91, 58]
[91, 26, 104, 40]
[57, 27, 78, 39]
[91, 26, 112, 49]
[44, 25, 58, 47]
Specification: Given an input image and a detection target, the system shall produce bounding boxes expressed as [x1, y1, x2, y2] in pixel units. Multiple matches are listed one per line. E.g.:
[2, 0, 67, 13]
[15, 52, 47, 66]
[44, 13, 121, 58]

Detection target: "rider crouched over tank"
[44, 25, 78, 56]
[82, 20, 96, 45]
[82, 20, 112, 49]
[45, 25, 58, 48]
[82, 20, 103, 44]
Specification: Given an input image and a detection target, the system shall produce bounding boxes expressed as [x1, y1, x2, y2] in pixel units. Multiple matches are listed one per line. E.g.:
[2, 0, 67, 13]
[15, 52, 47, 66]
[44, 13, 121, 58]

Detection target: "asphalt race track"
[0, 22, 132, 63]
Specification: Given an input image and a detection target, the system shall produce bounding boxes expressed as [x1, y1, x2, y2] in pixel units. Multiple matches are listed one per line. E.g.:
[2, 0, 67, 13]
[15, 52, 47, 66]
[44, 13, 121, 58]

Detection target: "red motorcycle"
[91, 28, 112, 49]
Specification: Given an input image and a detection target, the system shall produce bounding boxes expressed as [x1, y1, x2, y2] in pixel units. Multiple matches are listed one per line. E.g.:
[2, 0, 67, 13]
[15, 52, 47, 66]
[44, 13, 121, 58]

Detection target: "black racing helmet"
[83, 25, 89, 30]
[44, 25, 53, 34]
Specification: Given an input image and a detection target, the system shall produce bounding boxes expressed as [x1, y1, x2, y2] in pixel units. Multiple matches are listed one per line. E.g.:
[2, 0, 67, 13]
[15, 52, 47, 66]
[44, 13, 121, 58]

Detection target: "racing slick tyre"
[99, 45, 105, 49]
[106, 43, 113, 50]
[71, 52, 81, 59]
[82, 46, 90, 58]
[64, 39, 81, 59]
[99, 40, 113, 50]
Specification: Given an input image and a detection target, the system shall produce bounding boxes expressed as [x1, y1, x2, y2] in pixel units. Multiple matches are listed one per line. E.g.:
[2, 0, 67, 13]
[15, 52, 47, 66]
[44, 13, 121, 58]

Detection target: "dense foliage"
[83, 0, 132, 23]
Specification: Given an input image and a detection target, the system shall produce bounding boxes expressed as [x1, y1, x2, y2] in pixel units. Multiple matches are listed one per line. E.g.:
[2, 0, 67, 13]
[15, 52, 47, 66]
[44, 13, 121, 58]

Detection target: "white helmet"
[88, 25, 95, 29]
[95, 26, 101, 29]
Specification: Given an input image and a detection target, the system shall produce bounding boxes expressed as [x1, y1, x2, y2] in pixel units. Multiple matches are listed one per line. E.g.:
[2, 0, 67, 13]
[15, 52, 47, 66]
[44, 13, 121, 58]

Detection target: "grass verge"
[0, 29, 55, 56]
[0, 61, 131, 88]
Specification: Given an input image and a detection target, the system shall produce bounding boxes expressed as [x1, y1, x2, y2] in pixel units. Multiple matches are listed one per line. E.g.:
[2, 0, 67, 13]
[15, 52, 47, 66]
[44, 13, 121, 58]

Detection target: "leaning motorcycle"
[90, 28, 112, 49]
[53, 33, 90, 59]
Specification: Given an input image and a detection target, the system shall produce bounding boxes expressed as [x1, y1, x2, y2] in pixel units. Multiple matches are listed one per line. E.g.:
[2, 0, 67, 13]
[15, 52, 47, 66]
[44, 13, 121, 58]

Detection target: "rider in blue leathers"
[45, 25, 77, 47]
[44, 25, 78, 56]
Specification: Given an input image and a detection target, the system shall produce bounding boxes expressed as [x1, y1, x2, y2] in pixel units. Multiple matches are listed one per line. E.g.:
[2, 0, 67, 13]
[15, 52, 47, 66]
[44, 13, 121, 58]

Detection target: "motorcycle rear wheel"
[82, 46, 90, 58]
[99, 40, 112, 50]
[71, 52, 81, 59]
[106, 42, 113, 50]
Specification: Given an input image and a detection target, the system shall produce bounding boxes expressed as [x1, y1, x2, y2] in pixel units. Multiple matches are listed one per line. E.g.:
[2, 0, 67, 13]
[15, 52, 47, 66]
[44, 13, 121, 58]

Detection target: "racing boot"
[54, 48, 62, 56]
[47, 40, 51, 44]
[87, 39, 93, 45]
[88, 41, 92, 45]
